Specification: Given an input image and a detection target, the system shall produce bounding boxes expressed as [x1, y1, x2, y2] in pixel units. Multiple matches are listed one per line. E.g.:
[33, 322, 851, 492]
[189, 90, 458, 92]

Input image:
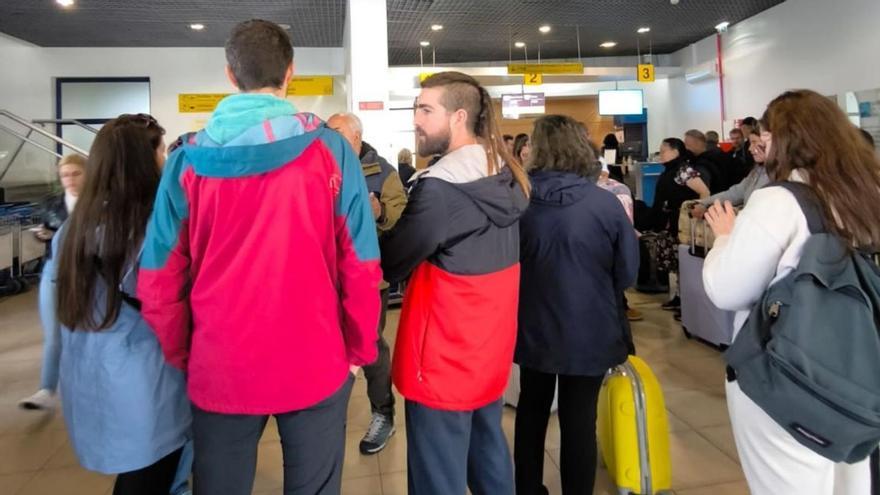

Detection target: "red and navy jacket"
[381, 144, 529, 411]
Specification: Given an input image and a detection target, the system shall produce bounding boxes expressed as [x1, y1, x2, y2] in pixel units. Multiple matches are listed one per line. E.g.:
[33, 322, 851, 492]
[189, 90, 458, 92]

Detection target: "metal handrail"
[32, 118, 99, 135]
[0, 123, 63, 159]
[0, 110, 89, 156]
[0, 110, 89, 184]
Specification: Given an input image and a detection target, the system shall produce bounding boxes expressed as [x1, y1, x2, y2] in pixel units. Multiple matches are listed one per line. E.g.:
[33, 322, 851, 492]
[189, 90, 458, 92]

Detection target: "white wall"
[668, 0, 880, 137]
[0, 33, 346, 148]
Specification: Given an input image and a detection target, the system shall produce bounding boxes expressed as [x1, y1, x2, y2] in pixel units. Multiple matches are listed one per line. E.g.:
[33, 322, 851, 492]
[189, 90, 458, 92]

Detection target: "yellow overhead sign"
[637, 64, 656, 83]
[178, 93, 229, 113]
[287, 76, 334, 96]
[524, 73, 543, 85]
[507, 63, 583, 75]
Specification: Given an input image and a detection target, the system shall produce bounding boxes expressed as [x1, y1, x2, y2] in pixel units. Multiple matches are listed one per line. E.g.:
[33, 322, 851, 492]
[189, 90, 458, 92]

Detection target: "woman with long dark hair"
[704, 90, 879, 493]
[53, 114, 190, 494]
[515, 115, 639, 495]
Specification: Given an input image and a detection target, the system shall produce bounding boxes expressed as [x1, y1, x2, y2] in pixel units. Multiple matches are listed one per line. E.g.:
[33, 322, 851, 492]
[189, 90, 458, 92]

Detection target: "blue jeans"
[405, 399, 514, 495]
[38, 261, 61, 391]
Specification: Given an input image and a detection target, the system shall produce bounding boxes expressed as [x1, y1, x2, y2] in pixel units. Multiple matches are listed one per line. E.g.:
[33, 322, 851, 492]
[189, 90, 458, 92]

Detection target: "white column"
[344, 0, 392, 158]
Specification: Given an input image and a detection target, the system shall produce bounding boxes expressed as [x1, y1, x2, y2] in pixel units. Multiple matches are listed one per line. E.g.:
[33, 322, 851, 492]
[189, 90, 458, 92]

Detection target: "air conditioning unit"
[685, 61, 719, 84]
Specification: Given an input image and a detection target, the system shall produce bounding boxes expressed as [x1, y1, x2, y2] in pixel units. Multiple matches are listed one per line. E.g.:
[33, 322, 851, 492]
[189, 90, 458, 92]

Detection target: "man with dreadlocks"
[380, 71, 531, 494]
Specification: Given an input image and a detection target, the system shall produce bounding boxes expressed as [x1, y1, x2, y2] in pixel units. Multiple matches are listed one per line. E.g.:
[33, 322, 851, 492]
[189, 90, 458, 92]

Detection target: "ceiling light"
[278, 23, 291, 30]
[715, 21, 730, 31]
[420, 41, 430, 47]
[56, 0, 75, 6]
[431, 24, 443, 31]
[600, 41, 617, 48]
[539, 25, 551, 34]
[189, 23, 206, 31]
[637, 27, 651, 34]
[515, 42, 526, 48]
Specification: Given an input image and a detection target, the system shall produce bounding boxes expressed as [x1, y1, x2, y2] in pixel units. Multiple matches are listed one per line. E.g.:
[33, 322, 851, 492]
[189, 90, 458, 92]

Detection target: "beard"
[416, 126, 451, 157]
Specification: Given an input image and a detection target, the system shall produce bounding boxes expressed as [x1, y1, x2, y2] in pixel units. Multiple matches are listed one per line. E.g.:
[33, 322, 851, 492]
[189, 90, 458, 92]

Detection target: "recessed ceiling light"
[715, 21, 730, 31]
[539, 25, 551, 34]
[278, 23, 291, 30]
[431, 24, 443, 31]
[189, 23, 206, 31]
[600, 41, 617, 48]
[515, 41, 526, 48]
[420, 41, 430, 47]
[637, 27, 651, 34]
[56, 0, 74, 6]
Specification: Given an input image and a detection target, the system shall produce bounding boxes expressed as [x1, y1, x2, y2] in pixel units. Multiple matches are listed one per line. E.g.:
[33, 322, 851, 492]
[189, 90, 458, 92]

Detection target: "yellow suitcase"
[597, 356, 673, 495]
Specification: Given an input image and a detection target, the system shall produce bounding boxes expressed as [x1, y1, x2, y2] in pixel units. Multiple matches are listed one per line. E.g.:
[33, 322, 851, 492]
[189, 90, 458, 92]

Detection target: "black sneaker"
[673, 309, 682, 322]
[359, 412, 395, 455]
[661, 296, 681, 311]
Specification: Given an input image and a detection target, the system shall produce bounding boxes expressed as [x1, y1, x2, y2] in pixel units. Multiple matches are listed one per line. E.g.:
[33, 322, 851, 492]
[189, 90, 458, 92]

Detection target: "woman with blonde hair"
[18, 153, 87, 410]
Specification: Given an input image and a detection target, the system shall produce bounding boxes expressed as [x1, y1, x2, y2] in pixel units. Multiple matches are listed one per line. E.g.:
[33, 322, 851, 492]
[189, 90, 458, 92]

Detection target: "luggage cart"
[0, 212, 20, 295]
[17, 209, 45, 279]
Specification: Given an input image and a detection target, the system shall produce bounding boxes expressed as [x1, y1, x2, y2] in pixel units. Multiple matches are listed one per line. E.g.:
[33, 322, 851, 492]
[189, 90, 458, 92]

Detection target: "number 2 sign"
[524, 73, 543, 86]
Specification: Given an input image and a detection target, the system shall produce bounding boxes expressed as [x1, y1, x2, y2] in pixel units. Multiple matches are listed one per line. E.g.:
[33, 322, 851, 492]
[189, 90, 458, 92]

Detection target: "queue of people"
[13, 17, 880, 495]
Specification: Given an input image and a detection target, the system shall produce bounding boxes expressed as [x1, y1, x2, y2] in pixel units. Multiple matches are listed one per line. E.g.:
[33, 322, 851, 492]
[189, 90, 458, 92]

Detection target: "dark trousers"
[872, 447, 879, 495]
[191, 375, 354, 495]
[405, 399, 514, 495]
[113, 447, 184, 495]
[514, 367, 604, 495]
[363, 288, 395, 417]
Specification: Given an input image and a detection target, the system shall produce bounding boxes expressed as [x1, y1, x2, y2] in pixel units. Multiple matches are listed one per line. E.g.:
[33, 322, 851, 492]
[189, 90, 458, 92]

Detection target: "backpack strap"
[771, 181, 827, 235]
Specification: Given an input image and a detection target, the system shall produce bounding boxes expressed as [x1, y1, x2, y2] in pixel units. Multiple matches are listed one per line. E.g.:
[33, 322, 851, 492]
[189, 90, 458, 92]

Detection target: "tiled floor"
[0, 289, 749, 494]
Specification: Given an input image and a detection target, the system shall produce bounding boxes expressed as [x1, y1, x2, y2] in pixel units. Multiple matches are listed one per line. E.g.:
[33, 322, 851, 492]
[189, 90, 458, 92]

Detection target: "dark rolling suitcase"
[636, 232, 669, 294]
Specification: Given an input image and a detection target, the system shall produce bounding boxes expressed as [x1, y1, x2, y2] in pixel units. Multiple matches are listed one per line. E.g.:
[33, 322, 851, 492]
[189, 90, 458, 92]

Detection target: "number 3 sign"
[637, 64, 655, 83]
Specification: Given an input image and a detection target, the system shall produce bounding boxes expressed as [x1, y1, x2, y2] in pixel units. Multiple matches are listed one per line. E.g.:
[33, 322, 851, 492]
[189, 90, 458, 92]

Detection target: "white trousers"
[726, 380, 870, 495]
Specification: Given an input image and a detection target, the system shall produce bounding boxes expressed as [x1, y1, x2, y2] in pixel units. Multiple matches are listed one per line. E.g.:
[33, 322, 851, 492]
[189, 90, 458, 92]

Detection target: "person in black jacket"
[685, 129, 734, 193]
[397, 147, 417, 186]
[602, 133, 624, 182]
[18, 153, 87, 411]
[650, 138, 710, 312]
[514, 115, 639, 495]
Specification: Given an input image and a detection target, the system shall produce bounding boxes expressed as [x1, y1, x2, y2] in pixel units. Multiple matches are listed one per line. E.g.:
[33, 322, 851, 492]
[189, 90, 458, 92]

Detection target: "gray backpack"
[724, 181, 880, 463]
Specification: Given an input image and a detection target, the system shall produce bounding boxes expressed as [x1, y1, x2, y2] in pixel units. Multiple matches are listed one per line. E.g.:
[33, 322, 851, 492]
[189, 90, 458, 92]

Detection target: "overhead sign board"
[287, 76, 334, 96]
[507, 63, 583, 75]
[178, 93, 228, 113]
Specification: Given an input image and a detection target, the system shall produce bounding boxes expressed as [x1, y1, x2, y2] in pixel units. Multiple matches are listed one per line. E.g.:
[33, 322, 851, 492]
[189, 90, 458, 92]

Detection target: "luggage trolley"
[16, 206, 45, 279]
[0, 212, 16, 295]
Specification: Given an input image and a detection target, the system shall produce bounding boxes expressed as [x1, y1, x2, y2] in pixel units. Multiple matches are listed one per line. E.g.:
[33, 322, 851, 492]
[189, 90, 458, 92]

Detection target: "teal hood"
[205, 93, 297, 145]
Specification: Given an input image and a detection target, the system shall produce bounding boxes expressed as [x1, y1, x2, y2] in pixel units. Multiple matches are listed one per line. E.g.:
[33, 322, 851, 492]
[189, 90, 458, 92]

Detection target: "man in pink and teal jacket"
[137, 19, 381, 495]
